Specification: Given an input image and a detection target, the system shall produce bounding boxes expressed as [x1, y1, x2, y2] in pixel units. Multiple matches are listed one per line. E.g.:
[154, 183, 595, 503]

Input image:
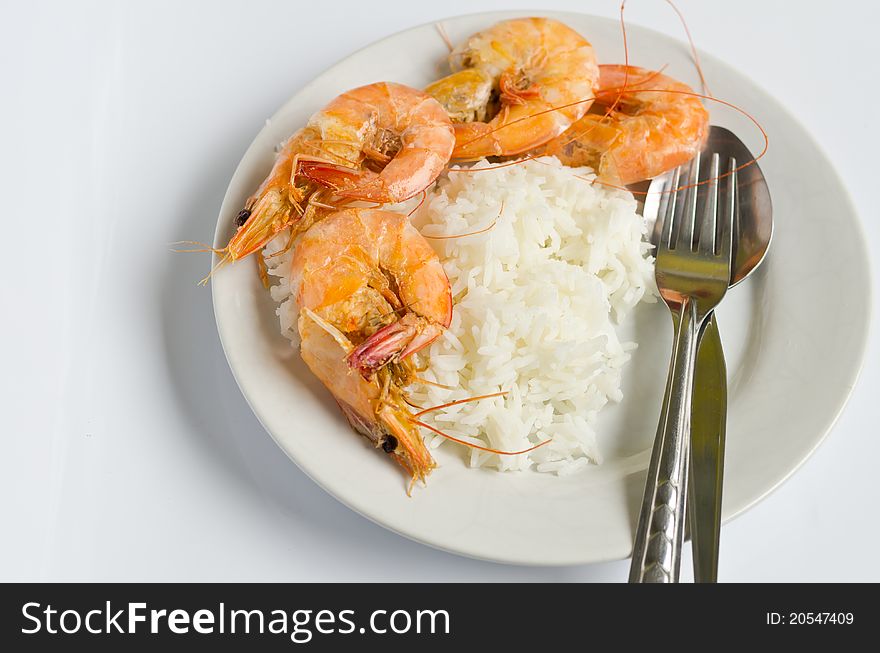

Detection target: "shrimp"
[542, 65, 710, 185]
[289, 209, 453, 485]
[297, 82, 455, 204]
[425, 17, 599, 160]
[218, 82, 455, 266]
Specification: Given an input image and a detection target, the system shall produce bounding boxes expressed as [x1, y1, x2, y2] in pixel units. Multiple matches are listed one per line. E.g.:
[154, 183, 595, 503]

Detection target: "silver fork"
[629, 152, 735, 583]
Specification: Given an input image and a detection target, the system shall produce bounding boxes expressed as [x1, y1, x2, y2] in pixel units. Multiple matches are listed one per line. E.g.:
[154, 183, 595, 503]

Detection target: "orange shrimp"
[543, 64, 710, 185]
[289, 209, 452, 485]
[297, 82, 455, 203]
[218, 82, 454, 266]
[426, 17, 599, 160]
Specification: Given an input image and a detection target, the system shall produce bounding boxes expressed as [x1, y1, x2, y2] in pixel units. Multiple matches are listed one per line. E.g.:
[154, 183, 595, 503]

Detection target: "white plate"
[211, 11, 871, 565]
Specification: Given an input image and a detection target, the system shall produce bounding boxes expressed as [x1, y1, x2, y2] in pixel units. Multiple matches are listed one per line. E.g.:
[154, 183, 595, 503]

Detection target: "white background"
[1, 0, 876, 581]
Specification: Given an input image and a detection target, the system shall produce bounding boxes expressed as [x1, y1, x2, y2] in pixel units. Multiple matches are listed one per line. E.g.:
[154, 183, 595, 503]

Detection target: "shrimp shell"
[543, 65, 710, 184]
[290, 209, 453, 486]
[299, 82, 455, 203]
[427, 17, 599, 160]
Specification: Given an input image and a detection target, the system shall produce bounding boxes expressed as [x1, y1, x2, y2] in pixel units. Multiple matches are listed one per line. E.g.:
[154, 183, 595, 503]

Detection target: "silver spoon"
[640, 125, 773, 581]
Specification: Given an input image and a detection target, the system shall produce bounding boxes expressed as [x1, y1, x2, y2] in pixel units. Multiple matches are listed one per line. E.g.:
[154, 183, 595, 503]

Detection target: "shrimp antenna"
[618, 1, 709, 96]
[422, 218, 498, 240]
[422, 201, 502, 239]
[410, 419, 551, 456]
[412, 391, 508, 417]
[407, 190, 428, 217]
[264, 228, 299, 259]
[453, 95, 598, 153]
[435, 22, 454, 52]
[197, 252, 231, 286]
[302, 307, 354, 353]
[372, 299, 423, 323]
[448, 154, 544, 174]
[170, 240, 234, 285]
[402, 396, 424, 410]
[412, 377, 456, 390]
[170, 240, 223, 254]
[660, 0, 711, 96]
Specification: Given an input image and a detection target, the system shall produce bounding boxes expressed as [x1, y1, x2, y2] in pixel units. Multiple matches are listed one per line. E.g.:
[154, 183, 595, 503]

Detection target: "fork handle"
[629, 300, 699, 583]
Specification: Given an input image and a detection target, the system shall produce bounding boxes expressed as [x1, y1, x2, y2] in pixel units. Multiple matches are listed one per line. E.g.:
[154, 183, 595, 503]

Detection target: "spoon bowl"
[644, 126, 773, 285]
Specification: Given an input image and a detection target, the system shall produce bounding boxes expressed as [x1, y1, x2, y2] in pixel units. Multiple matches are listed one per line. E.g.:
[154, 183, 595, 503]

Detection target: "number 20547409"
[766, 613, 854, 625]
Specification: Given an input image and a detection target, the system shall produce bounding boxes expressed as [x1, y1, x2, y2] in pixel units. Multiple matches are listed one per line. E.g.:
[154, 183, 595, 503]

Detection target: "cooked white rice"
[264, 156, 654, 475]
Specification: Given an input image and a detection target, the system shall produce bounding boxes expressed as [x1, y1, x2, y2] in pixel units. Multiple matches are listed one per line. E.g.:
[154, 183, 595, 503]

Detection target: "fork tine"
[698, 153, 720, 255]
[659, 166, 681, 250]
[675, 152, 701, 251]
[718, 156, 737, 262]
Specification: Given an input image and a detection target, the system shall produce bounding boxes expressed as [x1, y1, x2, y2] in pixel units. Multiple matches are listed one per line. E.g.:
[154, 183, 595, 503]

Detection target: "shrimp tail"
[348, 313, 444, 379]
